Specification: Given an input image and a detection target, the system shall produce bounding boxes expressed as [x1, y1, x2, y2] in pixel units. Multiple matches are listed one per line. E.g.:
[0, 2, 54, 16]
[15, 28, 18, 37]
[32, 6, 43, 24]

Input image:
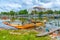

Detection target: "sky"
[0, 0, 60, 12]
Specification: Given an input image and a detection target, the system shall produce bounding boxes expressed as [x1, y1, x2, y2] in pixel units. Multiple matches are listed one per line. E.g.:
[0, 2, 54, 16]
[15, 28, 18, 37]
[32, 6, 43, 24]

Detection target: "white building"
[27, 6, 50, 14]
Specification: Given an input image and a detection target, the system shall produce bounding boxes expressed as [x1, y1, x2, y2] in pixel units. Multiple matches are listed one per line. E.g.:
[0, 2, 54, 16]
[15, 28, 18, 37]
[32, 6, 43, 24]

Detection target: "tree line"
[0, 9, 28, 16]
[0, 9, 60, 16]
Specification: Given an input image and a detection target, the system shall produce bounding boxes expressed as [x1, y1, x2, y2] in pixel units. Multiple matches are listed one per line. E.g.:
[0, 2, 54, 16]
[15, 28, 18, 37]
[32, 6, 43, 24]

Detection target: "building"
[27, 6, 50, 14]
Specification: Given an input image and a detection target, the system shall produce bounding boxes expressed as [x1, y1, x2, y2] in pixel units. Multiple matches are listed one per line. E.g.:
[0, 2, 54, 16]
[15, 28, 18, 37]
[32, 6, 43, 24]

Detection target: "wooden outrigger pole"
[36, 27, 60, 37]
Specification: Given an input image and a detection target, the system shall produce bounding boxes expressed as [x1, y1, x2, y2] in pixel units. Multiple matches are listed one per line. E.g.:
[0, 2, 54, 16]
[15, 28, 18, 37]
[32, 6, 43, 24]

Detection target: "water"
[56, 36, 60, 40]
[46, 19, 60, 40]
[49, 19, 60, 27]
[0, 20, 17, 30]
[44, 19, 60, 32]
[0, 19, 60, 30]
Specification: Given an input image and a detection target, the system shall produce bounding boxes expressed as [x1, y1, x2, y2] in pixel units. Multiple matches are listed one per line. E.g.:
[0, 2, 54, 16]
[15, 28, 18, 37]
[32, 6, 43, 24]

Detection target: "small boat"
[3, 21, 45, 29]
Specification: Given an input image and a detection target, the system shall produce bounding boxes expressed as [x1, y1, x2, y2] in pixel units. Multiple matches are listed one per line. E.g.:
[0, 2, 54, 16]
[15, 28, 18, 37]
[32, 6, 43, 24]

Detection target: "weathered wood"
[36, 27, 60, 37]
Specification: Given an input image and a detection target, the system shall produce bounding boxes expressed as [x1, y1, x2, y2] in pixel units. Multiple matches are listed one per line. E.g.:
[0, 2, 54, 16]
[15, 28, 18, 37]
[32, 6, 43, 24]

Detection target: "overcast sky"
[0, 0, 60, 12]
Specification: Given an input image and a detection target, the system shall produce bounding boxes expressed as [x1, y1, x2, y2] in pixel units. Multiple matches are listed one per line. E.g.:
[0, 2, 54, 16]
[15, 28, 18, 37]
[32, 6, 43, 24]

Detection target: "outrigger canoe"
[3, 22, 45, 29]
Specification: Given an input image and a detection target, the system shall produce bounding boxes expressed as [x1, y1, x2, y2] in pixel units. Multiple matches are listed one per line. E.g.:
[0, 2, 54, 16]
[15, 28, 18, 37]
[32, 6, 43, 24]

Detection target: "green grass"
[0, 29, 51, 40]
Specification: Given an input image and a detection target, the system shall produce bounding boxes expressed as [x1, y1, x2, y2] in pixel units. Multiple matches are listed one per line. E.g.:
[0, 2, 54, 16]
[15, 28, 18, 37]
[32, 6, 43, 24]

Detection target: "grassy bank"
[0, 29, 51, 40]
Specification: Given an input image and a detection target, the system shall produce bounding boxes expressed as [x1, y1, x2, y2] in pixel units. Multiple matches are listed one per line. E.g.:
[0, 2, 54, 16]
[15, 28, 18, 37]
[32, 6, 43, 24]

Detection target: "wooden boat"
[3, 21, 45, 29]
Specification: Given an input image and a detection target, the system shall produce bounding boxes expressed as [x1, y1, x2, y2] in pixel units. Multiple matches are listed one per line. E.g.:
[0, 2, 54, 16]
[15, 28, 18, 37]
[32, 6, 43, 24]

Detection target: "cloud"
[6, 4, 22, 8]
[22, 0, 33, 5]
[0, 0, 60, 12]
[35, 0, 60, 10]
[0, 3, 22, 12]
[42, 2, 53, 8]
[0, 3, 22, 8]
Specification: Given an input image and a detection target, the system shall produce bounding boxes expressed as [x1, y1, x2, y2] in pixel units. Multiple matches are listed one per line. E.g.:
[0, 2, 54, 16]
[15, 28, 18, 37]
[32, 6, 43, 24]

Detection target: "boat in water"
[3, 20, 45, 29]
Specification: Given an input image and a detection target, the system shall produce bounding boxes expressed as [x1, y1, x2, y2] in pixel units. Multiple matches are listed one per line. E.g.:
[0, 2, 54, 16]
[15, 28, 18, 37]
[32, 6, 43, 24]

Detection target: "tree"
[54, 10, 60, 14]
[58, 10, 60, 14]
[39, 11, 43, 15]
[19, 9, 28, 15]
[46, 10, 53, 14]
[9, 10, 15, 16]
[38, 11, 43, 20]
[1, 12, 8, 15]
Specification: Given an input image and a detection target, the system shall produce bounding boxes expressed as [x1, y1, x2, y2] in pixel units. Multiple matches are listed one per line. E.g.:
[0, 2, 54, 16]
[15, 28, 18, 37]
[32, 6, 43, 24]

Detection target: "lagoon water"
[0, 20, 17, 30]
[44, 19, 60, 32]
[0, 19, 60, 30]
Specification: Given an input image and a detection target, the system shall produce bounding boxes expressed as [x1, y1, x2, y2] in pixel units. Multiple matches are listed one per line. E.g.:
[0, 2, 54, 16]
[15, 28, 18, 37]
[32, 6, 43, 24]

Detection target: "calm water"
[43, 19, 60, 32]
[0, 19, 60, 30]
[0, 20, 17, 30]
